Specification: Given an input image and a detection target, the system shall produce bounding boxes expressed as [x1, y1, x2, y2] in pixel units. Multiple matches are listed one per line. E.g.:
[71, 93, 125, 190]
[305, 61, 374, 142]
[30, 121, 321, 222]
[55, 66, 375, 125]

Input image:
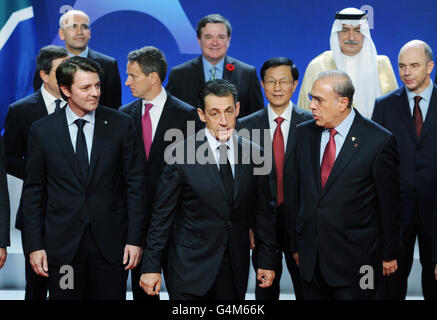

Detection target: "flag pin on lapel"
[352, 137, 358, 148]
[352, 136, 357, 141]
[104, 121, 108, 125]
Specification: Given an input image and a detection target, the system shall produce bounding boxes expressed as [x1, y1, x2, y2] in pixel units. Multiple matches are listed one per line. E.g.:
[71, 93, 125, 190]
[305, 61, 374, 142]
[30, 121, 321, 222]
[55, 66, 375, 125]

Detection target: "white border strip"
[0, 6, 34, 50]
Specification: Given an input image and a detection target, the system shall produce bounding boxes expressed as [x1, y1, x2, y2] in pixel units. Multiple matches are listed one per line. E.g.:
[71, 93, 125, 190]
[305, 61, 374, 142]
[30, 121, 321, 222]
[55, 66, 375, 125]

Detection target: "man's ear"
[59, 28, 65, 40]
[197, 108, 206, 123]
[60, 85, 71, 99]
[40, 70, 49, 84]
[235, 101, 240, 118]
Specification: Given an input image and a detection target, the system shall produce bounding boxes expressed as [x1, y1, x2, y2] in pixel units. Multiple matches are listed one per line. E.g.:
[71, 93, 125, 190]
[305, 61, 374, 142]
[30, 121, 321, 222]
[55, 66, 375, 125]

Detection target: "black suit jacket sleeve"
[254, 169, 280, 270]
[0, 139, 10, 248]
[373, 134, 401, 261]
[141, 162, 182, 273]
[3, 105, 26, 179]
[122, 117, 147, 246]
[22, 124, 47, 254]
[433, 194, 437, 262]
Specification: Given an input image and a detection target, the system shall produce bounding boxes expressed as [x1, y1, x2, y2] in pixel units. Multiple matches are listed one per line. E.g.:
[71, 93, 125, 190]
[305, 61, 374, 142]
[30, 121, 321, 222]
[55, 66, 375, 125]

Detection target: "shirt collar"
[40, 84, 65, 107]
[68, 46, 89, 58]
[328, 108, 356, 137]
[267, 101, 293, 123]
[405, 79, 434, 102]
[142, 87, 167, 109]
[65, 104, 95, 126]
[202, 56, 225, 74]
[205, 126, 235, 154]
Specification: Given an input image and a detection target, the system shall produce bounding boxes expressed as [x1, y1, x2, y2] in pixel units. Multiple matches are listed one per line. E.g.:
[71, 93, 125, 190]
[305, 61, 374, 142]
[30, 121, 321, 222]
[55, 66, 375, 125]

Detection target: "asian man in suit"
[166, 13, 263, 118]
[140, 79, 279, 300]
[372, 40, 437, 300]
[3, 45, 68, 300]
[33, 10, 121, 108]
[22, 57, 146, 300]
[238, 57, 312, 300]
[120, 46, 198, 300]
[294, 70, 401, 300]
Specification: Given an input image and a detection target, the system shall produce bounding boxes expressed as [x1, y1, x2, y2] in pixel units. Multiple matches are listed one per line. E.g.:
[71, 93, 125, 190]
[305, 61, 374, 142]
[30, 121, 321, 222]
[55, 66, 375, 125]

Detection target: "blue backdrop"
[2, 0, 437, 128]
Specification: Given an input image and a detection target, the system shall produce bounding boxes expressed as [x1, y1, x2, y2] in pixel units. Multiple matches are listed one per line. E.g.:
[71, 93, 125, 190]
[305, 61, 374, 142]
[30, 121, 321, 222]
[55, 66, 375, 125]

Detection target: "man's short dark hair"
[260, 57, 299, 82]
[196, 13, 232, 38]
[56, 56, 102, 100]
[317, 70, 355, 108]
[127, 46, 167, 83]
[36, 45, 68, 74]
[198, 79, 238, 111]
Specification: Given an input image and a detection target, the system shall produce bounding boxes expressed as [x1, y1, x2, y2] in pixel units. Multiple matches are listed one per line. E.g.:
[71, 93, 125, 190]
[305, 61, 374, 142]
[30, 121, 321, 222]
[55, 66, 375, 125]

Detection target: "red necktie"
[142, 103, 153, 159]
[320, 128, 337, 189]
[413, 96, 423, 139]
[273, 117, 285, 206]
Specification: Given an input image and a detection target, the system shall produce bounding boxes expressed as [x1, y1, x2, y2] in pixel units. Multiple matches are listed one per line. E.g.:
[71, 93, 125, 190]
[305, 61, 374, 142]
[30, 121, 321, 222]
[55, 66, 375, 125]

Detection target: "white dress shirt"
[267, 101, 293, 151]
[142, 87, 167, 141]
[65, 105, 95, 163]
[205, 128, 235, 177]
[40, 85, 66, 114]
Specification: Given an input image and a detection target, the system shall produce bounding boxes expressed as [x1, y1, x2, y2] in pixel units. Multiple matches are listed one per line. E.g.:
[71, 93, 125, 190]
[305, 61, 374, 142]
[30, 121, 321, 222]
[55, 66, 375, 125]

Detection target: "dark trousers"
[48, 226, 128, 300]
[382, 209, 437, 300]
[21, 232, 49, 300]
[302, 259, 378, 300]
[169, 249, 240, 300]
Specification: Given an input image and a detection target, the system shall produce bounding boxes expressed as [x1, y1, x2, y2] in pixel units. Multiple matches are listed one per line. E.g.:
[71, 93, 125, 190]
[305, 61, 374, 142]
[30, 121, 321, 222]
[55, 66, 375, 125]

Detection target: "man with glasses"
[166, 13, 264, 118]
[238, 57, 311, 300]
[293, 70, 401, 299]
[297, 7, 398, 118]
[33, 10, 122, 108]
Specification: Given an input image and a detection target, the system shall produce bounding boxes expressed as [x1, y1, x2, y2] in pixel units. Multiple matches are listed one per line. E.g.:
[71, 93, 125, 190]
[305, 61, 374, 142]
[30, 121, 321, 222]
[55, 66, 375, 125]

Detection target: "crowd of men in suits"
[0, 7, 437, 301]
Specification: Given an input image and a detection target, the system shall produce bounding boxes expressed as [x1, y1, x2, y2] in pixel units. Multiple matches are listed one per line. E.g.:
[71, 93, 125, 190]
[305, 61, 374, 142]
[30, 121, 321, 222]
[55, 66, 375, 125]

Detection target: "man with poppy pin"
[166, 13, 264, 118]
[293, 70, 401, 299]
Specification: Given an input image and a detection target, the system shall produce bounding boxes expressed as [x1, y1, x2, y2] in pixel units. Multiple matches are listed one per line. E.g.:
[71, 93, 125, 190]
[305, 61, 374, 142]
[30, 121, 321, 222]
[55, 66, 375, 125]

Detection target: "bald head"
[59, 10, 90, 28]
[398, 40, 434, 94]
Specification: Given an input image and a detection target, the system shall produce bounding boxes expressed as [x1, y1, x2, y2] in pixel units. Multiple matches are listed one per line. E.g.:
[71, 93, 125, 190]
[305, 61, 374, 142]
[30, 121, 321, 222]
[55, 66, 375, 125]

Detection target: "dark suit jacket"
[372, 85, 437, 237]
[166, 55, 264, 118]
[3, 90, 49, 230]
[119, 92, 198, 232]
[33, 48, 122, 108]
[22, 106, 146, 267]
[0, 139, 10, 248]
[295, 110, 401, 287]
[237, 104, 312, 253]
[141, 133, 279, 298]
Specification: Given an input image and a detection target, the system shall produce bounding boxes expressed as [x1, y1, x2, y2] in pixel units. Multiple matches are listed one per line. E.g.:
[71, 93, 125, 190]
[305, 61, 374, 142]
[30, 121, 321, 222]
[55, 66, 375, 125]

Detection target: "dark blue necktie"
[74, 119, 89, 180]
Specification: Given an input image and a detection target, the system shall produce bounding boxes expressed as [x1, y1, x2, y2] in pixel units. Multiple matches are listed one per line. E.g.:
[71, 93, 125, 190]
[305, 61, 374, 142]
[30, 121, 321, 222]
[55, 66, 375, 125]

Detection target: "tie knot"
[414, 96, 422, 104]
[144, 103, 153, 113]
[329, 128, 338, 137]
[74, 119, 87, 130]
[275, 117, 284, 126]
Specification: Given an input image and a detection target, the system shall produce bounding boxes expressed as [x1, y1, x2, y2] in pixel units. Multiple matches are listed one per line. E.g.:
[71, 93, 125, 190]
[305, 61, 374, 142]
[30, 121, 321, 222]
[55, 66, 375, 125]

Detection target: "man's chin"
[216, 129, 234, 142]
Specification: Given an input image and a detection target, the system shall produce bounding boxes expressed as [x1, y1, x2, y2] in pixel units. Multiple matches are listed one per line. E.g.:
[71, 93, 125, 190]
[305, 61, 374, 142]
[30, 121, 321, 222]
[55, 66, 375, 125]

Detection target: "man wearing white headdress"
[297, 7, 398, 118]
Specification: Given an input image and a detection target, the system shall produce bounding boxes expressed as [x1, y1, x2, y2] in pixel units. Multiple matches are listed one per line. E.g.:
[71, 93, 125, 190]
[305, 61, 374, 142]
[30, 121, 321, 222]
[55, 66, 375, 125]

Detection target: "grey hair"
[316, 70, 355, 108]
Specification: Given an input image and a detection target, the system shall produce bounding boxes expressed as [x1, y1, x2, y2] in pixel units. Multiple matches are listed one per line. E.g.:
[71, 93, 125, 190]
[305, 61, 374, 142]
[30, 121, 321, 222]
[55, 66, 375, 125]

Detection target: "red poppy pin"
[226, 63, 235, 72]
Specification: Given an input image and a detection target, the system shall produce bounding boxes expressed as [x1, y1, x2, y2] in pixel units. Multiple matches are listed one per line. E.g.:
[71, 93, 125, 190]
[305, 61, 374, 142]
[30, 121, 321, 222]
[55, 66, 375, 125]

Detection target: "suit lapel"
[284, 107, 301, 164]
[88, 107, 109, 185]
[55, 108, 87, 187]
[394, 88, 417, 143]
[321, 110, 363, 196]
[233, 135, 244, 201]
[34, 90, 49, 118]
[223, 56, 235, 82]
[419, 85, 437, 142]
[148, 95, 173, 164]
[310, 125, 323, 195]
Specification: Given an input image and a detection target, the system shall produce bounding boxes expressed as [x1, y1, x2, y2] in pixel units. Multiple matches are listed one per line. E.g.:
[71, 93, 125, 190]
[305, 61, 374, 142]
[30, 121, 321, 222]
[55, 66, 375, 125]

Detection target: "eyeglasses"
[264, 79, 294, 87]
[63, 24, 90, 32]
[308, 94, 343, 106]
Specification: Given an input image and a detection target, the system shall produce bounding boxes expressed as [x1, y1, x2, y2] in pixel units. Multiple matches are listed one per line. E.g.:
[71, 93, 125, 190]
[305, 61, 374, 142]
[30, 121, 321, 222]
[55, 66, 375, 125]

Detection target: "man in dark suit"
[294, 70, 401, 300]
[372, 40, 437, 300]
[22, 57, 145, 300]
[166, 13, 263, 118]
[0, 139, 10, 271]
[238, 57, 311, 300]
[3, 45, 68, 299]
[33, 10, 121, 108]
[120, 46, 197, 300]
[140, 79, 278, 300]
